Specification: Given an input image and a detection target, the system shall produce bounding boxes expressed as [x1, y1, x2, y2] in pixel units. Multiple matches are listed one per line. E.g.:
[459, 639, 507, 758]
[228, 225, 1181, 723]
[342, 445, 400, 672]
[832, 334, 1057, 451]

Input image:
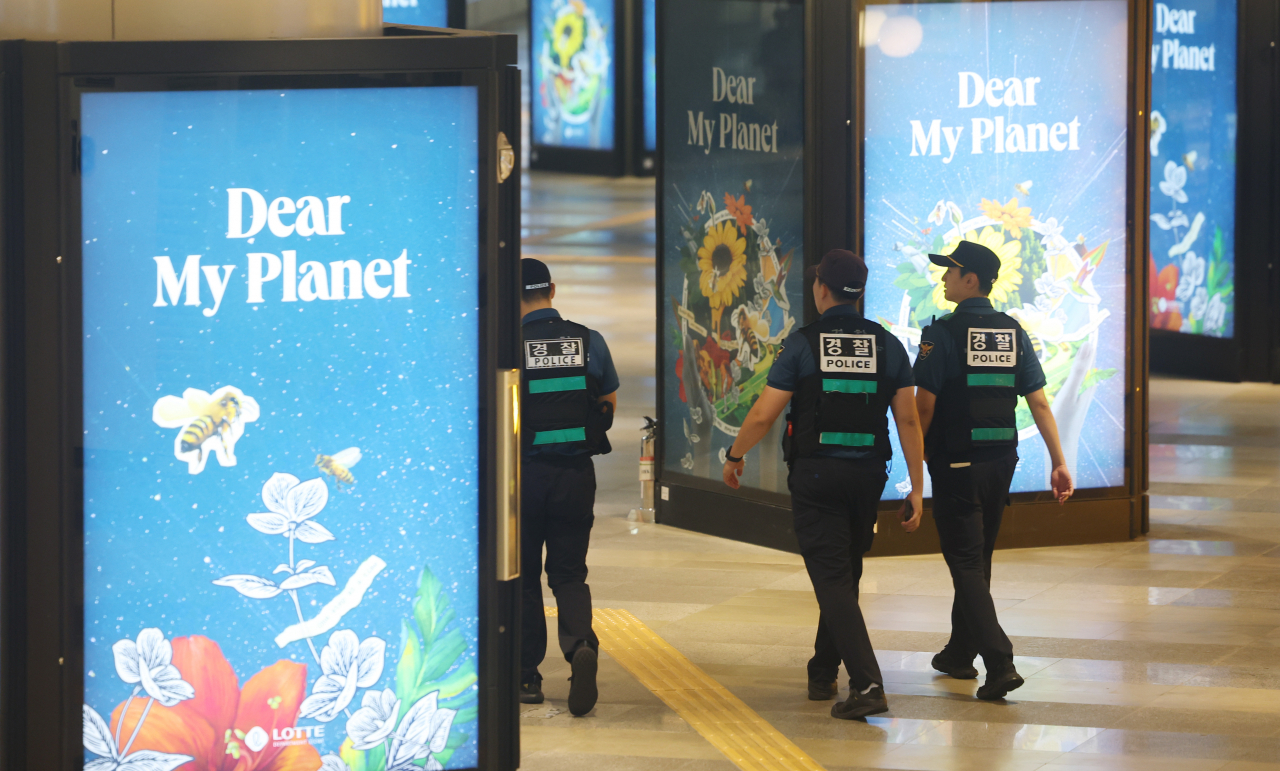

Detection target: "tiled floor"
[518, 170, 1280, 771]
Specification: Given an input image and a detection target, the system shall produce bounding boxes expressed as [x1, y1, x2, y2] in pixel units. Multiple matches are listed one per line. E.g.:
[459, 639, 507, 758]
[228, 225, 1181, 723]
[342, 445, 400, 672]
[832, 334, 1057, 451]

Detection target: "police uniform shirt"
[913, 297, 1047, 460]
[522, 308, 620, 456]
[767, 305, 914, 461]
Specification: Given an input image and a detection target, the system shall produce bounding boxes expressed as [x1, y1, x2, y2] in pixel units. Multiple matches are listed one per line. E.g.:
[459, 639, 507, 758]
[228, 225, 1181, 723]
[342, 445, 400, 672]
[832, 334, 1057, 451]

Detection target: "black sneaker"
[807, 679, 838, 701]
[976, 661, 1024, 701]
[519, 674, 544, 704]
[931, 649, 979, 680]
[830, 685, 889, 720]
[567, 646, 599, 716]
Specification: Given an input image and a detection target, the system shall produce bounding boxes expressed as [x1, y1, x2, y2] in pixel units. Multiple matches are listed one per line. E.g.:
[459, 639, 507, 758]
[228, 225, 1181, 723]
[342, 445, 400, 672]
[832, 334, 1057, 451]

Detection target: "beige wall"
[0, 0, 383, 40]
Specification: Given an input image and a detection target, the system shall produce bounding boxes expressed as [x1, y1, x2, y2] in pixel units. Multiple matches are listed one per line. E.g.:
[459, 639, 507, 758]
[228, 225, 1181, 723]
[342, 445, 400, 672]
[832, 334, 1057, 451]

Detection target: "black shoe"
[567, 646, 599, 716]
[519, 674, 544, 704]
[807, 679, 838, 701]
[931, 649, 979, 680]
[830, 685, 889, 720]
[976, 661, 1024, 701]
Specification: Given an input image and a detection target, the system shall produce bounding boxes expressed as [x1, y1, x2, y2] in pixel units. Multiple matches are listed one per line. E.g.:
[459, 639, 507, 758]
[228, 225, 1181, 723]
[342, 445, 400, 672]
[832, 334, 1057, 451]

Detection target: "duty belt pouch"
[782, 412, 795, 465]
[586, 399, 614, 454]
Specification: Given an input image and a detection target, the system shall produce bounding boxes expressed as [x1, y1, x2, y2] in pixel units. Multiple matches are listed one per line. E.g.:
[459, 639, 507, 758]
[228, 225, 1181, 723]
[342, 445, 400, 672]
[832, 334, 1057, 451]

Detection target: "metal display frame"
[655, 0, 1151, 556]
[624, 0, 656, 176]
[0, 31, 521, 771]
[529, 0, 628, 175]
[1150, 0, 1280, 383]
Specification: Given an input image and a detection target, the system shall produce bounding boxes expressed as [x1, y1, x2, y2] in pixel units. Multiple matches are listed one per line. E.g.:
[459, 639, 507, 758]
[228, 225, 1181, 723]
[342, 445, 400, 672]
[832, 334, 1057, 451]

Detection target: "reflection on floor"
[520, 170, 1280, 771]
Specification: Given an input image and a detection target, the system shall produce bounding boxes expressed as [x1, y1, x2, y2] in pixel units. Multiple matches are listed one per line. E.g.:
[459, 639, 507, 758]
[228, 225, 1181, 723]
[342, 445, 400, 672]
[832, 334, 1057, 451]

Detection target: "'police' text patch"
[525, 338, 585, 368]
[967, 329, 1017, 367]
[819, 333, 877, 373]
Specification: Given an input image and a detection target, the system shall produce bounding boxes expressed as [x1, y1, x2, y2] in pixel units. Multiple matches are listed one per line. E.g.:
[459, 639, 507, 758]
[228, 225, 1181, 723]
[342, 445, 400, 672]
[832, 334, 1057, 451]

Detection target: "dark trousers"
[521, 455, 599, 680]
[929, 452, 1018, 667]
[789, 456, 888, 691]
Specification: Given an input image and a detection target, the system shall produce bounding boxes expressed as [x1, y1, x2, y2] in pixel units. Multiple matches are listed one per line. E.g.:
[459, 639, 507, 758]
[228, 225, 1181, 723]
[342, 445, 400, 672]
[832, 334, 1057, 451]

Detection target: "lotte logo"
[243, 724, 325, 753]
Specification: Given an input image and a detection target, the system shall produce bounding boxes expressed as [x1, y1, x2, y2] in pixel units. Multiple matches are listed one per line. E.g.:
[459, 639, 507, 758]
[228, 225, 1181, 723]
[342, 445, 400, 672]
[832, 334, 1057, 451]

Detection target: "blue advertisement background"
[644, 0, 657, 152]
[81, 87, 480, 767]
[661, 0, 804, 493]
[532, 0, 616, 150]
[1148, 0, 1237, 338]
[863, 0, 1130, 497]
[382, 0, 450, 27]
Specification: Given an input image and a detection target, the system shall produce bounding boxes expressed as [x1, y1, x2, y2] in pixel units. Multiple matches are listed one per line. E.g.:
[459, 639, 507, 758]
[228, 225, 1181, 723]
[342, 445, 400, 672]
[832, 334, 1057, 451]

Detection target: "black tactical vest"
[784, 313, 894, 463]
[926, 311, 1022, 461]
[521, 316, 612, 455]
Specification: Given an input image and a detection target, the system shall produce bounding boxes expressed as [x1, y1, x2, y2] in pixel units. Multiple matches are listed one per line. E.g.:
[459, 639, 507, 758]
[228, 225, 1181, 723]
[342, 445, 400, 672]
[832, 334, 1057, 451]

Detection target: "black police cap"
[522, 258, 553, 291]
[928, 240, 1001, 285]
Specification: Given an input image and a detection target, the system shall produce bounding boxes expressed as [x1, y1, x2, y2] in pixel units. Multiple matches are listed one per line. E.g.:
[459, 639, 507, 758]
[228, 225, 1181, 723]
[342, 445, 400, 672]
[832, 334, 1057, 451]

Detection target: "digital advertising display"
[532, 0, 617, 150]
[861, 0, 1130, 497]
[381, 0, 450, 27]
[643, 0, 657, 153]
[80, 86, 481, 770]
[661, 0, 804, 494]
[1149, 0, 1237, 338]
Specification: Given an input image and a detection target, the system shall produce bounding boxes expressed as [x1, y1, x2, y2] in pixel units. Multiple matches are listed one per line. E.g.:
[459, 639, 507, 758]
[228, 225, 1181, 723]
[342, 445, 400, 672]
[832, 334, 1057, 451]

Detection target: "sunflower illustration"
[697, 221, 749, 324]
[552, 9, 585, 66]
[980, 196, 1032, 238]
[929, 225, 1024, 310]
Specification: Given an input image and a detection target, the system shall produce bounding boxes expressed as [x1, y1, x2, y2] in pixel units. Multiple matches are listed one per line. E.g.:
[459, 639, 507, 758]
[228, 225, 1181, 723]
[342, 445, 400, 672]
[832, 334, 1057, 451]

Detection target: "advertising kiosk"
[0, 30, 522, 771]
[655, 0, 1151, 556]
[382, 0, 466, 28]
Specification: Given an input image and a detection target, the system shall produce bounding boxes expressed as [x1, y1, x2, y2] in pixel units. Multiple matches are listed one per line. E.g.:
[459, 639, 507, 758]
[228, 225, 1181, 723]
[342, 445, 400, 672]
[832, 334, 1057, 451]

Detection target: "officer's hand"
[723, 459, 745, 489]
[1051, 464, 1075, 505]
[899, 491, 924, 533]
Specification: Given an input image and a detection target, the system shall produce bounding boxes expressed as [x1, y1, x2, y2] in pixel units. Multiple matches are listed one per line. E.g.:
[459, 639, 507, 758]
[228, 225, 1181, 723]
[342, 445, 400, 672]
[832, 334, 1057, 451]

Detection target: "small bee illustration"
[316, 447, 363, 488]
[744, 179, 753, 193]
[153, 386, 260, 474]
[1183, 150, 1198, 170]
[1015, 180, 1033, 197]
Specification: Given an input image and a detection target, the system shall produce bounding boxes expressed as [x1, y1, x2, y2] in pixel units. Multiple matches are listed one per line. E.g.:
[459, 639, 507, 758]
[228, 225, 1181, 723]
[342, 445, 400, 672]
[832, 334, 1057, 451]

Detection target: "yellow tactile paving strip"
[547, 606, 826, 771]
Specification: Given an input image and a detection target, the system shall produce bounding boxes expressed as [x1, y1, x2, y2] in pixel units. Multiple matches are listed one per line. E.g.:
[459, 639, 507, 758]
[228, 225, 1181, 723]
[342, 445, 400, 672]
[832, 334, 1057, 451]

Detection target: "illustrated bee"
[152, 386, 260, 475]
[1183, 150, 1198, 170]
[1015, 180, 1033, 197]
[316, 447, 363, 488]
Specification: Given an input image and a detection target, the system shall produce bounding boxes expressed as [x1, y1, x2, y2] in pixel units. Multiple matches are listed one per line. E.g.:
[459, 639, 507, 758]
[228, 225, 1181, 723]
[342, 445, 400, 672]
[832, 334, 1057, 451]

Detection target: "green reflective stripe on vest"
[529, 376, 587, 394]
[822, 379, 877, 394]
[532, 427, 587, 445]
[967, 374, 1016, 387]
[971, 427, 1017, 441]
[819, 432, 876, 447]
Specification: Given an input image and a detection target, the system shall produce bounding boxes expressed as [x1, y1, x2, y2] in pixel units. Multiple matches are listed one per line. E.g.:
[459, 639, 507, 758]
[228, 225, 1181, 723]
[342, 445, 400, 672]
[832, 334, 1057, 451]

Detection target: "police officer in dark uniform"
[722, 250, 925, 720]
[518, 258, 619, 717]
[914, 240, 1074, 701]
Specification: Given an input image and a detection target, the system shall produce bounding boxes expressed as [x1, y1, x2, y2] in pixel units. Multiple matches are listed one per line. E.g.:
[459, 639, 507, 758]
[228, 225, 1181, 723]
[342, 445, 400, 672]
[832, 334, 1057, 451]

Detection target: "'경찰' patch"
[966, 329, 1017, 367]
[819, 333, 877, 373]
[525, 338, 585, 368]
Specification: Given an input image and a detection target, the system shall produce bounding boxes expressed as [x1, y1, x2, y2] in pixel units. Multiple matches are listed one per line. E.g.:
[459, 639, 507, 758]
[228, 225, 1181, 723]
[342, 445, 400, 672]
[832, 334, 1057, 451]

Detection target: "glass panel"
[660, 0, 804, 493]
[532, 0, 617, 150]
[644, 0, 658, 152]
[1149, 0, 1237, 338]
[861, 0, 1130, 496]
[80, 86, 481, 768]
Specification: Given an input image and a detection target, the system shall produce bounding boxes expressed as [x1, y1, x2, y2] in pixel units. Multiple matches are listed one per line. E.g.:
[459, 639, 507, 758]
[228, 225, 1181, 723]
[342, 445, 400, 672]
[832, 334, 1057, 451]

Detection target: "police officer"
[722, 250, 925, 720]
[914, 240, 1074, 701]
[518, 258, 619, 717]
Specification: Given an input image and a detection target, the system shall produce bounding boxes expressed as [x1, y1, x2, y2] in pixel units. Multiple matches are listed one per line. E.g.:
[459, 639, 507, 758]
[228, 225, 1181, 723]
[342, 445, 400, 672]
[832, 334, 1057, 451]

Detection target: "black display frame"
[1150, 0, 1280, 383]
[624, 0, 656, 176]
[0, 32, 521, 771]
[528, 0, 628, 175]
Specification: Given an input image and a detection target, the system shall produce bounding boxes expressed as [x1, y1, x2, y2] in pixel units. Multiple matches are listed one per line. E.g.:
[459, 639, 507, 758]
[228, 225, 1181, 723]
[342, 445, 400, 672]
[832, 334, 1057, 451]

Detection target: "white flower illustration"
[1205, 293, 1227, 332]
[112, 629, 194, 707]
[927, 199, 947, 225]
[320, 754, 352, 771]
[1038, 217, 1068, 253]
[1189, 287, 1209, 321]
[387, 692, 457, 771]
[83, 703, 193, 771]
[299, 630, 386, 722]
[1159, 160, 1188, 204]
[1150, 211, 1190, 231]
[1150, 110, 1167, 156]
[347, 688, 401, 750]
[247, 473, 335, 544]
[1176, 251, 1206, 302]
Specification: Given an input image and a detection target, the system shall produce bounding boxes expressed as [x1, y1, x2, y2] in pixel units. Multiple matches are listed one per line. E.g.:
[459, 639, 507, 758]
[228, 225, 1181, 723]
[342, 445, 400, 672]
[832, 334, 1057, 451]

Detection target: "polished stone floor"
[518, 171, 1280, 771]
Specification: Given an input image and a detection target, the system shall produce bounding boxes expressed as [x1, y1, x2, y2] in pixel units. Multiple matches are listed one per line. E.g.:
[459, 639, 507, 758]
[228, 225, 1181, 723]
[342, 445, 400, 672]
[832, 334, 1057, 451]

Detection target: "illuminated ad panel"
[644, 0, 657, 152]
[532, 0, 616, 149]
[861, 0, 1129, 496]
[1149, 0, 1237, 338]
[382, 0, 450, 27]
[80, 87, 481, 769]
[661, 0, 804, 493]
